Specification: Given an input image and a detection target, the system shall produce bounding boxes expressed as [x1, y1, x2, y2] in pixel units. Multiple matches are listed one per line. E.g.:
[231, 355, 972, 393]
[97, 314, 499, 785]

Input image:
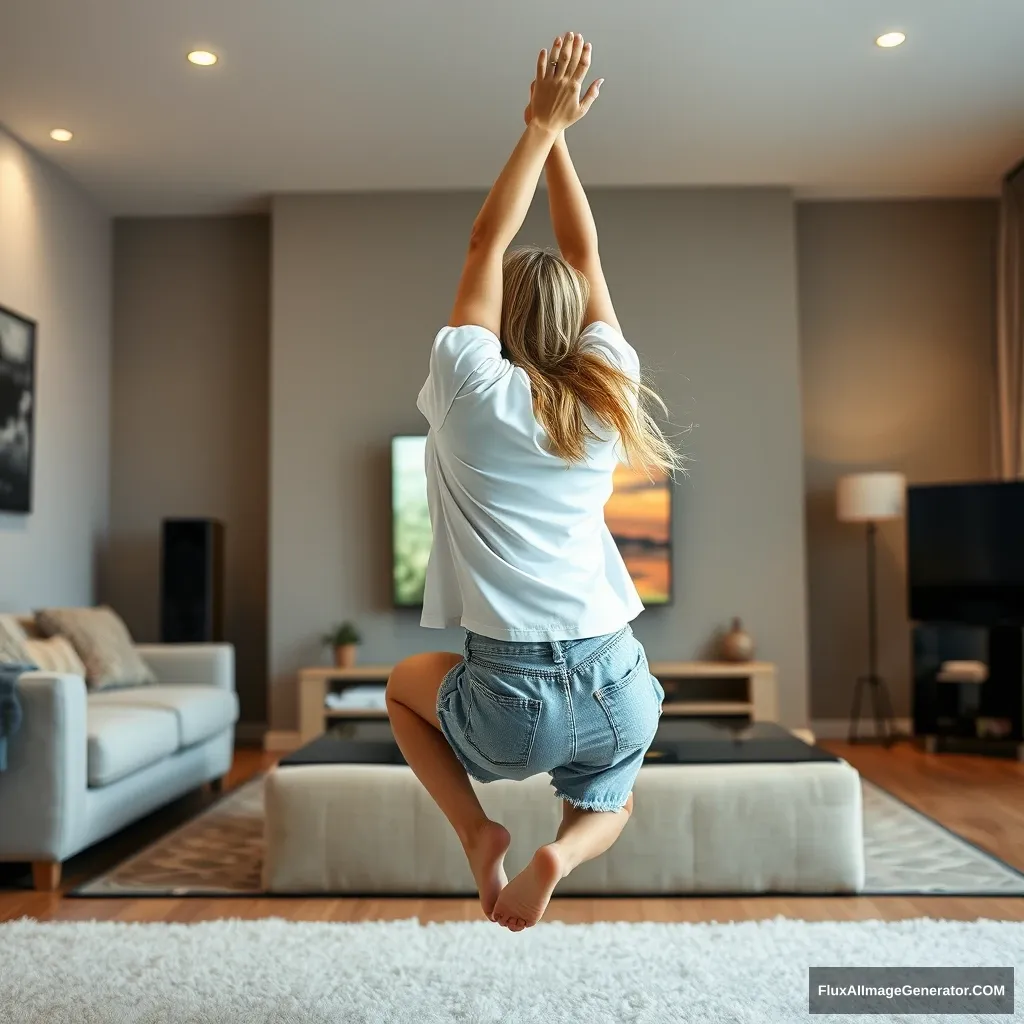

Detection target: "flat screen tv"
[908, 481, 1024, 625]
[391, 435, 672, 609]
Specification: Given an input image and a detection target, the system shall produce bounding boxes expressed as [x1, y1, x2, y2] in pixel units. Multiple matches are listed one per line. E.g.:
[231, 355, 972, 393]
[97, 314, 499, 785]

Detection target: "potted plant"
[322, 621, 362, 668]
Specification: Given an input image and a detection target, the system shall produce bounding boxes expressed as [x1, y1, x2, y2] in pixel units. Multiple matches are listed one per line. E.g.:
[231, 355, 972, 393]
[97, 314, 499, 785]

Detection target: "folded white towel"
[936, 660, 988, 684]
[326, 685, 387, 710]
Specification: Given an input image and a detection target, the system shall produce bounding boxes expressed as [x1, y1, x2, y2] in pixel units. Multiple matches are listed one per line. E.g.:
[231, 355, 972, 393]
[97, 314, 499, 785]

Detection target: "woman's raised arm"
[544, 132, 618, 333]
[450, 33, 601, 332]
[534, 38, 616, 331]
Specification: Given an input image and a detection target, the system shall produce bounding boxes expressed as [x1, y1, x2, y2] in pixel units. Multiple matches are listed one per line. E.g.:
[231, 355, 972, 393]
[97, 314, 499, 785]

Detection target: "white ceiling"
[2, 0, 1023, 215]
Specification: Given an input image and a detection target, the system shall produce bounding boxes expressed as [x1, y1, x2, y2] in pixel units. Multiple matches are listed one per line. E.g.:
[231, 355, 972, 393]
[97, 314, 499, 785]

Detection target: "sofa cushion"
[35, 606, 157, 691]
[86, 704, 180, 787]
[89, 685, 238, 747]
[23, 636, 87, 677]
[16, 615, 43, 639]
[0, 615, 31, 664]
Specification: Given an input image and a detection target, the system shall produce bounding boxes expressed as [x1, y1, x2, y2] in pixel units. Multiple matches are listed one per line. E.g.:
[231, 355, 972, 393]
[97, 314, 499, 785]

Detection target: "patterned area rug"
[74, 777, 1024, 897]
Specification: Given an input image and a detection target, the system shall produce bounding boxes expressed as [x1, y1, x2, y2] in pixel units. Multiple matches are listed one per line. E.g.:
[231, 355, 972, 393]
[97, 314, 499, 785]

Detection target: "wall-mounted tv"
[391, 435, 672, 609]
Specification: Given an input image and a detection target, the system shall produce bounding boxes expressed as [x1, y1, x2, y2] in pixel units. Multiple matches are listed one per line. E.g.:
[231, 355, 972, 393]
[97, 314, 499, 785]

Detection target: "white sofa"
[0, 643, 237, 890]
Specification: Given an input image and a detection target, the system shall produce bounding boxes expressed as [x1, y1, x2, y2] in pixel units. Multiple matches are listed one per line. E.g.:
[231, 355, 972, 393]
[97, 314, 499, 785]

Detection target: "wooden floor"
[2, 741, 1023, 925]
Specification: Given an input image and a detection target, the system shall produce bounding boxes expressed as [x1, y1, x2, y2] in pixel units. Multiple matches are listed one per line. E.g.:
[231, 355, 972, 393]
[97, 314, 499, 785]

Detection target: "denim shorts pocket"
[464, 676, 542, 768]
[594, 660, 662, 753]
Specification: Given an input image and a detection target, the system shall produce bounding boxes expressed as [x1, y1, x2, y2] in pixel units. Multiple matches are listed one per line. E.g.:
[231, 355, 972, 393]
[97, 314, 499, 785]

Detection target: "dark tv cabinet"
[912, 622, 1024, 758]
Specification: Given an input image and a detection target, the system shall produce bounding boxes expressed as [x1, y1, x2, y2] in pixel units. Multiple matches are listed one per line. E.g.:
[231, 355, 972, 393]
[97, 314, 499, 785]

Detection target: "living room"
[1, 1, 1023, 1019]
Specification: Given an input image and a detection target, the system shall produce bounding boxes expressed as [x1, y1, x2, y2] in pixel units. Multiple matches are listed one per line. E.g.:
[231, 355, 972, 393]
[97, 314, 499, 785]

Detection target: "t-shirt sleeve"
[417, 324, 504, 429]
[579, 321, 640, 380]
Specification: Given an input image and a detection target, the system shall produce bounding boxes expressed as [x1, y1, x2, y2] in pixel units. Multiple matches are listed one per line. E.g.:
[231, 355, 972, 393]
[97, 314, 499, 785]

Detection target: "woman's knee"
[385, 654, 421, 706]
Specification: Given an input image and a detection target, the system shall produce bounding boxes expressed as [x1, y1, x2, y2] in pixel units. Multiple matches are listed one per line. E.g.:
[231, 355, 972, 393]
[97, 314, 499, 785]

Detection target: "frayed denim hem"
[461, 762, 499, 785]
[554, 789, 629, 813]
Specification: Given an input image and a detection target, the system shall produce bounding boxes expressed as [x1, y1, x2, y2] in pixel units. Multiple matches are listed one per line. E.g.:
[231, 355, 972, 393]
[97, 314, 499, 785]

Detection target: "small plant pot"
[334, 644, 357, 669]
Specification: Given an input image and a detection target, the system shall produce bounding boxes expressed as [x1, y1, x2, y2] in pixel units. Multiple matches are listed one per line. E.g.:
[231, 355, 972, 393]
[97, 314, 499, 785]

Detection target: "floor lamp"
[836, 472, 906, 745]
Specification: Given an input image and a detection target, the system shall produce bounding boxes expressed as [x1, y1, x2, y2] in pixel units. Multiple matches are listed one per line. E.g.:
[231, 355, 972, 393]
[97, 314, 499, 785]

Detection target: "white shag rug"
[2, 917, 1022, 1023]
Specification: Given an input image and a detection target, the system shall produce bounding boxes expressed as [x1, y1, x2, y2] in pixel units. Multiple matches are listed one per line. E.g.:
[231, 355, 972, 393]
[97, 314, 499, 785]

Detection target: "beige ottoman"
[263, 759, 864, 895]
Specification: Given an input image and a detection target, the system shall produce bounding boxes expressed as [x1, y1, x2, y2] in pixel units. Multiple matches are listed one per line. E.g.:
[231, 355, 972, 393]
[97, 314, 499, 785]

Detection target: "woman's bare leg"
[491, 795, 633, 931]
[385, 652, 511, 917]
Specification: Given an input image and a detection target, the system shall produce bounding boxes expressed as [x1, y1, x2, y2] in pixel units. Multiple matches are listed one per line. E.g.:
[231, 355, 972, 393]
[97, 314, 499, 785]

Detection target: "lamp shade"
[836, 472, 905, 523]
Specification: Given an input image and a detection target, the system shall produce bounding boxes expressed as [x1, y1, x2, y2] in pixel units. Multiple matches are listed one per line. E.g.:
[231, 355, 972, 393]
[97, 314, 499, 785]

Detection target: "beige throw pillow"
[0, 615, 32, 665]
[24, 636, 88, 677]
[35, 607, 157, 691]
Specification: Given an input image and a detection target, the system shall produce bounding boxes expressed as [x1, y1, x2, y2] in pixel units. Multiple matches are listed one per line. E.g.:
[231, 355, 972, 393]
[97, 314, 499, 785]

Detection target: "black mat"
[280, 721, 839, 768]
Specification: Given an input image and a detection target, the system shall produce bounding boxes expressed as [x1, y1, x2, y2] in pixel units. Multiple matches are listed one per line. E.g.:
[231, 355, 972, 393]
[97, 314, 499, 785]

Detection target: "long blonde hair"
[500, 246, 679, 474]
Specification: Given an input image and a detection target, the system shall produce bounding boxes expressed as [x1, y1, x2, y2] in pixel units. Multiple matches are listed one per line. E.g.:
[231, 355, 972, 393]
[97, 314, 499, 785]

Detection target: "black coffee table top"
[643, 721, 839, 764]
[281, 735, 407, 766]
[280, 720, 839, 768]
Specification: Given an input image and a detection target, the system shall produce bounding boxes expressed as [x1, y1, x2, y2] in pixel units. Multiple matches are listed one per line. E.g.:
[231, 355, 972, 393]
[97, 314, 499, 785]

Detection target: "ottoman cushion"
[263, 760, 864, 895]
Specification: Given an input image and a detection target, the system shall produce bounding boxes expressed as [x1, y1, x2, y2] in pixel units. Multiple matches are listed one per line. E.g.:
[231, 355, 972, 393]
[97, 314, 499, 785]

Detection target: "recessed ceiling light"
[875, 31, 906, 48]
[49, 128, 73, 142]
[187, 49, 218, 66]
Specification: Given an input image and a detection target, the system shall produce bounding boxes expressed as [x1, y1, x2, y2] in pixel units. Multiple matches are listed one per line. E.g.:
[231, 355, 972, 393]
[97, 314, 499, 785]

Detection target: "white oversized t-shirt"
[416, 320, 645, 642]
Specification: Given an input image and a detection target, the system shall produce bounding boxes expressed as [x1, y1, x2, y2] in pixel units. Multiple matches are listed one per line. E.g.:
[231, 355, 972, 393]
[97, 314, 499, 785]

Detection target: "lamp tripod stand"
[847, 521, 899, 745]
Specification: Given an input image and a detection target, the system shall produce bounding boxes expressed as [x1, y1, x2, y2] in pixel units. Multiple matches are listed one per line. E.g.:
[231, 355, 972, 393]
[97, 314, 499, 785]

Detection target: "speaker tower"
[160, 518, 224, 643]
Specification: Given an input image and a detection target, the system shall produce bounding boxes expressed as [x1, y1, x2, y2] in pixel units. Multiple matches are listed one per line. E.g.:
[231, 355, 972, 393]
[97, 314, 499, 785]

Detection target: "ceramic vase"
[720, 618, 754, 662]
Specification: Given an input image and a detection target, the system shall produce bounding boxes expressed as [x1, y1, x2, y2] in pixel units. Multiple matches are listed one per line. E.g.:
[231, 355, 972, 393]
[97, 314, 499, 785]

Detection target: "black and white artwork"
[0, 306, 36, 514]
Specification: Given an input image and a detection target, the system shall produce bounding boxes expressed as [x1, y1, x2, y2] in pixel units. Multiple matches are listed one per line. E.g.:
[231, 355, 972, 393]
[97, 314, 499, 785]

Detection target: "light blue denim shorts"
[436, 625, 664, 812]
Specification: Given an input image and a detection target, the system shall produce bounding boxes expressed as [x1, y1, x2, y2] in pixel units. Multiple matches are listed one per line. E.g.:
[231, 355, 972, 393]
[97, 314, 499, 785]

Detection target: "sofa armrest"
[0, 672, 88, 861]
[135, 644, 235, 692]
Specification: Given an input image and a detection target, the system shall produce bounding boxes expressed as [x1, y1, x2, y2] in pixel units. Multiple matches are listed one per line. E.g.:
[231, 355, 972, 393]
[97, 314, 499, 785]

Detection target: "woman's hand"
[529, 33, 603, 134]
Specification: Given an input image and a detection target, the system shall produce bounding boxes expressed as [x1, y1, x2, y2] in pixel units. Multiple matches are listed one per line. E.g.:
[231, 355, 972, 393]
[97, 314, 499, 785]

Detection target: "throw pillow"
[34, 607, 157, 691]
[23, 636, 88, 677]
[16, 615, 42, 639]
[0, 615, 32, 665]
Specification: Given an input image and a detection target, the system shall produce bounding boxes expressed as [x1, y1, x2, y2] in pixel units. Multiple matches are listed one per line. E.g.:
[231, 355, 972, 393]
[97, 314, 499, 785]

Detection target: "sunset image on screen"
[392, 437, 673, 607]
[606, 463, 672, 604]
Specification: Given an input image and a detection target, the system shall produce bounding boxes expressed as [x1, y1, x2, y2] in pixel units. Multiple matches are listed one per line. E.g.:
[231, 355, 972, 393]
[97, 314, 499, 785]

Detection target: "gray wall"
[798, 200, 998, 722]
[106, 217, 270, 726]
[0, 127, 110, 610]
[270, 189, 809, 731]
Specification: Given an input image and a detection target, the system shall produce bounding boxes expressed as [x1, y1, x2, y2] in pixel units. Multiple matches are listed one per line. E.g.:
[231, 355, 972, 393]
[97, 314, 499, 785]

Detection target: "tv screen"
[391, 435, 672, 608]
[908, 481, 1024, 625]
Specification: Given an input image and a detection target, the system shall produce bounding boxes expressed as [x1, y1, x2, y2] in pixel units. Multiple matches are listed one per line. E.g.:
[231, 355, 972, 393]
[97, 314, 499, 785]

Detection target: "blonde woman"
[386, 32, 676, 931]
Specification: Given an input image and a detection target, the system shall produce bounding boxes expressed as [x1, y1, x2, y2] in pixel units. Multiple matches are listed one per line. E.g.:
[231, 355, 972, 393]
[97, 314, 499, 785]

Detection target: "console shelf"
[298, 660, 777, 742]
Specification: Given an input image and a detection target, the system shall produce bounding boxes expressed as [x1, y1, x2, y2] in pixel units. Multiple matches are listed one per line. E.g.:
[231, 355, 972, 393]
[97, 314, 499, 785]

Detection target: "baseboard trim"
[234, 722, 268, 746]
[811, 717, 913, 740]
[264, 730, 302, 752]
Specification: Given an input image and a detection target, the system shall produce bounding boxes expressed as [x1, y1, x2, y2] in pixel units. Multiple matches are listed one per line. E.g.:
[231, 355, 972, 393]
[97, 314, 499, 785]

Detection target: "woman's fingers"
[549, 34, 564, 76]
[579, 78, 603, 117]
[536, 47, 549, 80]
[572, 41, 592, 86]
[563, 32, 584, 80]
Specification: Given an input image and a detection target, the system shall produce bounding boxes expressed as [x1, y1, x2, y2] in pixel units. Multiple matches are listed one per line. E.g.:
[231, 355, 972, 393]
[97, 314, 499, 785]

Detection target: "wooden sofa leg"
[32, 861, 61, 892]
[208, 776, 225, 794]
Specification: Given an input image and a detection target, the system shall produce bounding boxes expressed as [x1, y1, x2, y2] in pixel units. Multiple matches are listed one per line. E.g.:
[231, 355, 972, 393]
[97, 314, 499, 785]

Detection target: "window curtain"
[996, 162, 1024, 479]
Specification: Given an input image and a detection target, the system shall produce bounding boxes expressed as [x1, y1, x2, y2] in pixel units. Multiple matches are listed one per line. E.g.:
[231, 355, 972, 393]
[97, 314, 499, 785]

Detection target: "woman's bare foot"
[491, 843, 564, 931]
[463, 820, 512, 917]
